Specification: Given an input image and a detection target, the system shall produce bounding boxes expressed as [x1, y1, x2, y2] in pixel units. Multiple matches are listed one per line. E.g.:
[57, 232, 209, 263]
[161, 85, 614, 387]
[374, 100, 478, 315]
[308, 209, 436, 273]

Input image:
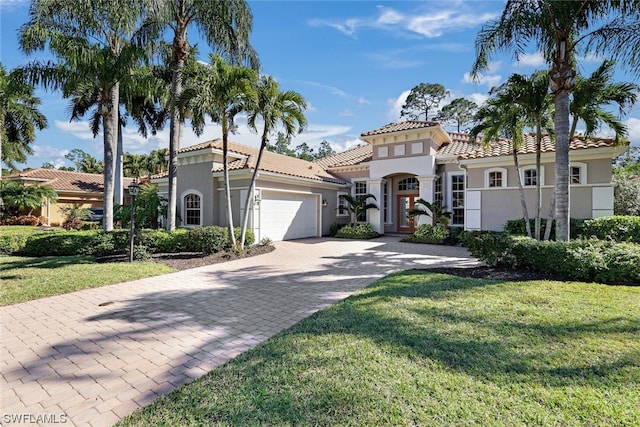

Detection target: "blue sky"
[1, 0, 639, 170]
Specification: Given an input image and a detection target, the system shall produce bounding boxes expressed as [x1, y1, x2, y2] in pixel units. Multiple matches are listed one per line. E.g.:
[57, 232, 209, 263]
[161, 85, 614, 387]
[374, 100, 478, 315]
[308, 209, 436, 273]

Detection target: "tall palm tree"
[570, 60, 638, 142]
[494, 71, 554, 239]
[148, 148, 169, 174]
[0, 64, 48, 177]
[181, 54, 257, 247]
[470, 96, 532, 237]
[20, 0, 158, 231]
[240, 76, 307, 249]
[145, 0, 259, 232]
[472, 0, 640, 241]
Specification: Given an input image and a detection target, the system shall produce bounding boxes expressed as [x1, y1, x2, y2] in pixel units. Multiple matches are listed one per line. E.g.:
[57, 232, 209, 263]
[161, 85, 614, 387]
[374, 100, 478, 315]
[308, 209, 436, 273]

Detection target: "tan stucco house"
[3, 169, 133, 225]
[152, 120, 628, 241]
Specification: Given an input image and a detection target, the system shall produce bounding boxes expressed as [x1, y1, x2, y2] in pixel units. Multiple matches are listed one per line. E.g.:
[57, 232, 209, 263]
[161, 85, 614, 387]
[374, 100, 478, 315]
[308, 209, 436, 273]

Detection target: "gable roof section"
[459, 133, 622, 160]
[180, 139, 347, 184]
[360, 120, 441, 137]
[4, 169, 134, 193]
[315, 144, 372, 169]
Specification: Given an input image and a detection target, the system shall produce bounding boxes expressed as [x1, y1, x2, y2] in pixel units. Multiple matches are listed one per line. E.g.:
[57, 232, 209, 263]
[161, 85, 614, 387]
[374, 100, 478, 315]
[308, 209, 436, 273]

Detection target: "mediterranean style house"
[3, 169, 134, 225]
[151, 120, 628, 242]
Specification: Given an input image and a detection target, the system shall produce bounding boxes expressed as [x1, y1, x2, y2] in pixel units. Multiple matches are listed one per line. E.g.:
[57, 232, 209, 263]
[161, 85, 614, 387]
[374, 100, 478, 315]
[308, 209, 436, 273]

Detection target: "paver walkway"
[1, 236, 479, 426]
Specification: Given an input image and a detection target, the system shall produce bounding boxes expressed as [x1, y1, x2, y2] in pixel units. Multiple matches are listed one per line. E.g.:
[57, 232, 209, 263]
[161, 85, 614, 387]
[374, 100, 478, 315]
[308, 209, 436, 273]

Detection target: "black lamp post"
[128, 180, 139, 262]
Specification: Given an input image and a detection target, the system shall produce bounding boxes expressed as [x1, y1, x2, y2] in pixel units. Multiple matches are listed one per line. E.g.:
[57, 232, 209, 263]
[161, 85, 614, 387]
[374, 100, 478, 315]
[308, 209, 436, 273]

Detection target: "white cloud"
[340, 109, 354, 117]
[358, 96, 371, 105]
[463, 71, 502, 89]
[515, 52, 546, 68]
[309, 5, 498, 39]
[387, 90, 411, 121]
[298, 80, 350, 99]
[626, 117, 640, 146]
[407, 11, 497, 38]
[55, 120, 98, 141]
[468, 92, 490, 106]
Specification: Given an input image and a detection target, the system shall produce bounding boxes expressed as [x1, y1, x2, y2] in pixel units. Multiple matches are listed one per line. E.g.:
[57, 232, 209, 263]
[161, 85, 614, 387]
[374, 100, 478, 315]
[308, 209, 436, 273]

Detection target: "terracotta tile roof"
[459, 133, 620, 160]
[180, 139, 347, 184]
[314, 144, 372, 169]
[436, 132, 484, 156]
[4, 169, 134, 193]
[360, 120, 440, 137]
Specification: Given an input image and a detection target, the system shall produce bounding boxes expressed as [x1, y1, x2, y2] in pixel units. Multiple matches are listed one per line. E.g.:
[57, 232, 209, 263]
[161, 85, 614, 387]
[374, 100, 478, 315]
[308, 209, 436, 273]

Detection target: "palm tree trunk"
[554, 91, 571, 241]
[222, 117, 236, 247]
[513, 148, 532, 238]
[543, 192, 555, 241]
[534, 125, 542, 240]
[240, 132, 268, 250]
[114, 117, 124, 206]
[102, 83, 120, 231]
[166, 30, 188, 232]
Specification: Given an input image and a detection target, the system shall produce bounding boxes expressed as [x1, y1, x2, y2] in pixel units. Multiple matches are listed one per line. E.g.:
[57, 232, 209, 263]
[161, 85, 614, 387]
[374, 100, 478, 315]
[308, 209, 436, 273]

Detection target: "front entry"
[397, 195, 418, 233]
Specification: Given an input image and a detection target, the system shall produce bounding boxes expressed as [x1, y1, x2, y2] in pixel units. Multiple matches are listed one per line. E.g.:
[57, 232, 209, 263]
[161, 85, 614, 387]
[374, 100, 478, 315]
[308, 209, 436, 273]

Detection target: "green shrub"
[185, 226, 254, 254]
[581, 215, 640, 243]
[460, 232, 640, 285]
[0, 234, 27, 254]
[329, 222, 347, 237]
[335, 223, 379, 239]
[459, 231, 518, 267]
[404, 224, 450, 244]
[504, 217, 586, 240]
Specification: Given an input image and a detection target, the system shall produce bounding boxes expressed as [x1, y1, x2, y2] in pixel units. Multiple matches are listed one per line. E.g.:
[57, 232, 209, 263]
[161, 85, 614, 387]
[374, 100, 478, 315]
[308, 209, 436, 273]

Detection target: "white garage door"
[260, 191, 319, 241]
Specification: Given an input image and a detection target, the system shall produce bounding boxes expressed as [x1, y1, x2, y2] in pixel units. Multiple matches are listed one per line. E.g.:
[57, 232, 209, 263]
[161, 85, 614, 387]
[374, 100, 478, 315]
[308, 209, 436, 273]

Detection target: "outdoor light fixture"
[127, 180, 139, 262]
[322, 199, 328, 208]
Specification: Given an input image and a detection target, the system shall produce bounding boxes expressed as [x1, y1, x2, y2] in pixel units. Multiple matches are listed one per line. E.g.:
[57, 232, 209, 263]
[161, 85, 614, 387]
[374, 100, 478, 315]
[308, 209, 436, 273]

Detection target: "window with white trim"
[398, 177, 419, 191]
[521, 166, 545, 187]
[337, 191, 349, 217]
[570, 162, 587, 184]
[485, 167, 507, 188]
[183, 192, 202, 226]
[383, 180, 390, 223]
[354, 181, 367, 222]
[434, 175, 443, 205]
[451, 174, 465, 226]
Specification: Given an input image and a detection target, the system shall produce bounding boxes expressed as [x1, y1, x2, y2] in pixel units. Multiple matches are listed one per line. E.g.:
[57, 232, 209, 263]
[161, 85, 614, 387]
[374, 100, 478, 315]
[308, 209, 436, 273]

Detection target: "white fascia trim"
[327, 163, 370, 173]
[459, 146, 624, 168]
[212, 169, 347, 190]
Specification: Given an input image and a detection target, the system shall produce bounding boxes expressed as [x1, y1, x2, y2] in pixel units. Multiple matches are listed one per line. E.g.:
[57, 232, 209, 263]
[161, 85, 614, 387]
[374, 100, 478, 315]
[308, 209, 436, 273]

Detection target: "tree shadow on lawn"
[0, 255, 96, 270]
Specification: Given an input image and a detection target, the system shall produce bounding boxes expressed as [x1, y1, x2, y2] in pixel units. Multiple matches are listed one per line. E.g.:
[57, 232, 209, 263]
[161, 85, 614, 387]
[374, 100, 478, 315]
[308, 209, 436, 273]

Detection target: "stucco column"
[367, 179, 384, 234]
[417, 175, 436, 226]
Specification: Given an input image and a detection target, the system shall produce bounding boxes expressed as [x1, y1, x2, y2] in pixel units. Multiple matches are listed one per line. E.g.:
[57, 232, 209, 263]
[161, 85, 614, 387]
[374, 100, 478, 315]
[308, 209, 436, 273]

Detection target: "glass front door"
[398, 195, 416, 233]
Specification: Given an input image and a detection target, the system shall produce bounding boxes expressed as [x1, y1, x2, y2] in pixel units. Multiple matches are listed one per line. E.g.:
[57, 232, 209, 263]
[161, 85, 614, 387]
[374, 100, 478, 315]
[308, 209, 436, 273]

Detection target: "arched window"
[398, 177, 419, 191]
[183, 192, 202, 226]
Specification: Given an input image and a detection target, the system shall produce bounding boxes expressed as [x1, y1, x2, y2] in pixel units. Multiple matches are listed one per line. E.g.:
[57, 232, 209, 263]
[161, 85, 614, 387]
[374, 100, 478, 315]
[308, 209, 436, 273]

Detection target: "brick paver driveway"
[1, 236, 479, 426]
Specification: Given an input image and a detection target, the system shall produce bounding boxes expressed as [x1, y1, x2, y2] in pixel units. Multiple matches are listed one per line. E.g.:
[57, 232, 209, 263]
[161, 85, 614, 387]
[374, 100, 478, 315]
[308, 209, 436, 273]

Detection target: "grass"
[0, 255, 175, 306]
[119, 271, 640, 426]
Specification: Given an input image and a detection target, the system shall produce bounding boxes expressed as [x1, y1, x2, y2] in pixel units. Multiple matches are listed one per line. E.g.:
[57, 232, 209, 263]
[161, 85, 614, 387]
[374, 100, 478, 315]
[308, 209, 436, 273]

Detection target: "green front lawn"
[120, 271, 640, 426]
[0, 255, 175, 306]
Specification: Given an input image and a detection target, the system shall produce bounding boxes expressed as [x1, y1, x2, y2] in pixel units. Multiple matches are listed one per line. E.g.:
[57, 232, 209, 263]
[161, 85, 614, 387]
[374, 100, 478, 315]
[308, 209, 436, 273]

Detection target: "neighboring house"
[3, 169, 134, 225]
[152, 121, 628, 241]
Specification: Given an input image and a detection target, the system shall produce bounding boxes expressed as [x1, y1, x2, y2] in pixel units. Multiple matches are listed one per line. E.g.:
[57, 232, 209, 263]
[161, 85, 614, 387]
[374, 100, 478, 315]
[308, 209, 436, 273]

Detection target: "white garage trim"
[255, 189, 322, 242]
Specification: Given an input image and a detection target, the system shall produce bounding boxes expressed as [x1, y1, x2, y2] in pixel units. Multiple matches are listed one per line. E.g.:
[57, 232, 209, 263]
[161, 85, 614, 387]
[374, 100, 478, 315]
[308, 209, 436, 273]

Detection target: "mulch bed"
[95, 245, 275, 271]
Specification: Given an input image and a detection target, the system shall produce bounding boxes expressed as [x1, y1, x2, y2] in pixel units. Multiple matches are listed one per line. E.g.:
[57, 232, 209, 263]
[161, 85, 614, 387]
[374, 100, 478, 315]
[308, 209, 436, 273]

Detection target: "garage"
[259, 190, 320, 241]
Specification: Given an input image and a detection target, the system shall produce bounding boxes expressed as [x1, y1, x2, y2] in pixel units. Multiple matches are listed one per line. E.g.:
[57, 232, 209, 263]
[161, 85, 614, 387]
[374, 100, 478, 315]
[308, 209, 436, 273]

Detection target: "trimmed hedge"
[15, 226, 255, 257]
[404, 224, 450, 244]
[503, 218, 585, 240]
[335, 223, 380, 239]
[460, 231, 640, 285]
[581, 215, 640, 243]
